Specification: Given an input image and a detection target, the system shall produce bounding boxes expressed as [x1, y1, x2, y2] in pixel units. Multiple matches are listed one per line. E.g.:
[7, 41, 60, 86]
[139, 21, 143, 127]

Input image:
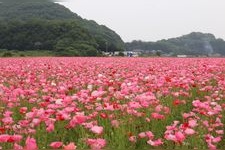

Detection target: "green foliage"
[0, 0, 58, 3]
[0, 2, 125, 56]
[118, 51, 125, 57]
[210, 38, 225, 55]
[79, 20, 125, 52]
[0, 49, 55, 57]
[0, 2, 76, 21]
[156, 51, 161, 56]
[55, 40, 100, 56]
[2, 51, 13, 57]
[126, 32, 225, 56]
[0, 20, 92, 50]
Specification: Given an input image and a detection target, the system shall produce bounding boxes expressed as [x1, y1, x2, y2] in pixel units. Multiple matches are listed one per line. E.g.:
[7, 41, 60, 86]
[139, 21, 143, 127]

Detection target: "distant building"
[124, 51, 139, 57]
[103, 52, 114, 56]
[177, 55, 187, 58]
[208, 53, 221, 57]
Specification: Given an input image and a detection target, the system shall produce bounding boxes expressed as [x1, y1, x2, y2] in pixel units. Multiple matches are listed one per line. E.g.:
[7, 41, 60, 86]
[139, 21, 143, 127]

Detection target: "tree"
[0, 2, 125, 55]
[156, 51, 161, 57]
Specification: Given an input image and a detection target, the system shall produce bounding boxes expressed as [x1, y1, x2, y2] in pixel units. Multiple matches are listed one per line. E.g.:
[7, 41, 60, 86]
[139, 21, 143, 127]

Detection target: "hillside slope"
[126, 32, 225, 56]
[0, 2, 125, 56]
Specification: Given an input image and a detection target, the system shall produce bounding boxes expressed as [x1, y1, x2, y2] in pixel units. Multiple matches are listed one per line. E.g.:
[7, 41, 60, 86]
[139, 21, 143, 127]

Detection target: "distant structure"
[103, 51, 139, 57]
[125, 49, 144, 57]
[177, 55, 187, 58]
[126, 51, 133, 57]
[124, 51, 139, 57]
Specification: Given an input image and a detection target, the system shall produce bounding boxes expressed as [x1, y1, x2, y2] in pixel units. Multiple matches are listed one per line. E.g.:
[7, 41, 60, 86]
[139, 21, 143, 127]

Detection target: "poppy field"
[0, 57, 225, 149]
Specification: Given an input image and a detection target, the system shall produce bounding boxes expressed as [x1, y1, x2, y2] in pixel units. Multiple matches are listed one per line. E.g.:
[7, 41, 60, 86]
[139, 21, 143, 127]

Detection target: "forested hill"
[0, 2, 125, 56]
[0, 2, 77, 21]
[126, 32, 225, 56]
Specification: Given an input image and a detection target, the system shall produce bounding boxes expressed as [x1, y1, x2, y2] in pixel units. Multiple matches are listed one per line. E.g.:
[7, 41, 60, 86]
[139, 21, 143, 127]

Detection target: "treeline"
[126, 32, 225, 56]
[0, 2, 77, 21]
[0, 2, 125, 56]
[0, 20, 99, 56]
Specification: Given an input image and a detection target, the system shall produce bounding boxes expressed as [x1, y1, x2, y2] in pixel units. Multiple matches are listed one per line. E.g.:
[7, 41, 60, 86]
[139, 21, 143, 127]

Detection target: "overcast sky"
[59, 0, 225, 42]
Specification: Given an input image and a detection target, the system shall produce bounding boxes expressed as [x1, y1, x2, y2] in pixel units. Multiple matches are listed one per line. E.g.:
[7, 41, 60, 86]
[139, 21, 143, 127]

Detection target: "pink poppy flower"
[111, 120, 119, 128]
[19, 107, 28, 114]
[147, 138, 163, 146]
[46, 124, 55, 132]
[138, 132, 146, 138]
[151, 113, 165, 120]
[50, 141, 63, 149]
[63, 142, 77, 150]
[86, 138, 106, 149]
[14, 143, 23, 150]
[90, 126, 103, 135]
[129, 136, 137, 143]
[188, 119, 198, 128]
[9, 135, 23, 143]
[25, 137, 38, 150]
[145, 131, 154, 140]
[184, 128, 195, 135]
[0, 134, 10, 143]
[175, 131, 186, 143]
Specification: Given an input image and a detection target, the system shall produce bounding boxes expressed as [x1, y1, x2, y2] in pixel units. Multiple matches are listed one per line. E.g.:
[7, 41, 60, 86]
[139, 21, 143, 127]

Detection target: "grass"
[0, 49, 54, 57]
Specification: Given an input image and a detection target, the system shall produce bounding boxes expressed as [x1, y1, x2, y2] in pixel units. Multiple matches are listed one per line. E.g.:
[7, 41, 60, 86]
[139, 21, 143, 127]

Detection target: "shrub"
[2, 51, 13, 57]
